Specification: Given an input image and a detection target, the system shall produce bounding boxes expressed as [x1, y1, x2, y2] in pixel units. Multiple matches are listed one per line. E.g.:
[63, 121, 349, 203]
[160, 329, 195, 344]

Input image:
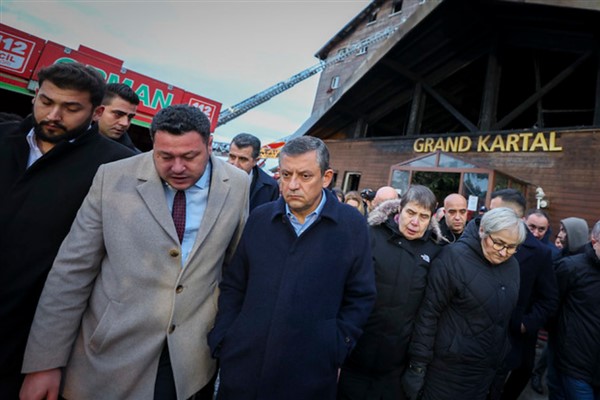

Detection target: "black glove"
[401, 362, 426, 400]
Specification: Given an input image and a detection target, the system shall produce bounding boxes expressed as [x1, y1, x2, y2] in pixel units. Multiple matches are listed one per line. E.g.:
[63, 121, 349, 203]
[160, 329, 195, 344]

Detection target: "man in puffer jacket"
[552, 220, 600, 399]
[337, 185, 445, 400]
[403, 207, 526, 400]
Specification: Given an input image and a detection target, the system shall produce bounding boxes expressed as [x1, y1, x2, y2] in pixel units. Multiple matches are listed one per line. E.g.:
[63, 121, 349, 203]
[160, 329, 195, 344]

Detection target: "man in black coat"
[0, 62, 134, 398]
[95, 82, 141, 153]
[552, 220, 600, 398]
[488, 189, 558, 400]
[438, 193, 468, 245]
[227, 133, 279, 211]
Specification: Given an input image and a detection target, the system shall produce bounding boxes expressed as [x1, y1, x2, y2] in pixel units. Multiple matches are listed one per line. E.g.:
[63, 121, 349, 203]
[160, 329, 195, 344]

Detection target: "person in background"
[344, 190, 367, 216]
[439, 193, 468, 245]
[525, 209, 561, 259]
[487, 189, 558, 400]
[371, 186, 400, 211]
[208, 136, 376, 400]
[523, 209, 558, 395]
[403, 207, 526, 400]
[360, 188, 376, 212]
[542, 216, 591, 400]
[338, 185, 445, 400]
[557, 217, 589, 258]
[228, 132, 279, 211]
[95, 83, 140, 152]
[19, 105, 249, 400]
[332, 187, 345, 202]
[552, 220, 600, 399]
[0, 62, 134, 398]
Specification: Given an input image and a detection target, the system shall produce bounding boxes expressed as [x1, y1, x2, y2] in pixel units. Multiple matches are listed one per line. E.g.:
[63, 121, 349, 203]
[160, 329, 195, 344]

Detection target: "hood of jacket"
[561, 217, 589, 253]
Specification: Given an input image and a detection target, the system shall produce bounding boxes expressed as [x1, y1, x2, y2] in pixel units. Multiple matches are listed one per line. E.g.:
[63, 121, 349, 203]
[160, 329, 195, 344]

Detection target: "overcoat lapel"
[135, 152, 179, 243]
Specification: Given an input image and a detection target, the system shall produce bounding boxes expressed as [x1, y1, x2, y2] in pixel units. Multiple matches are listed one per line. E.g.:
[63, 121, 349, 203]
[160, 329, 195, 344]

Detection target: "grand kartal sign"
[413, 131, 562, 153]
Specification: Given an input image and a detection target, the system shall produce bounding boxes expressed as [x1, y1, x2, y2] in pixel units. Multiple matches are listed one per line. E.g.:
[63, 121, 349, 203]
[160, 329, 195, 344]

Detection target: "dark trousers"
[488, 335, 537, 400]
[0, 372, 24, 400]
[500, 337, 537, 399]
[154, 343, 217, 400]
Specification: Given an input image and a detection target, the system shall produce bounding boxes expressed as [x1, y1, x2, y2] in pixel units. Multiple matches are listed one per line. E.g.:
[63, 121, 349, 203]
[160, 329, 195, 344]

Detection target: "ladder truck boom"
[217, 26, 397, 127]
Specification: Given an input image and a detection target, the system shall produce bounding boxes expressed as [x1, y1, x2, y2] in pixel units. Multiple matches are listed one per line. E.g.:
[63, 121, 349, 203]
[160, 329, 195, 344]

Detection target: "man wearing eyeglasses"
[487, 189, 558, 400]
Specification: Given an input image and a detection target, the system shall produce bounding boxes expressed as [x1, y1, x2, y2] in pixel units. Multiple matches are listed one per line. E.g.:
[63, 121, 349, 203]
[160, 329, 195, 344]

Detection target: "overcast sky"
[2, 0, 370, 144]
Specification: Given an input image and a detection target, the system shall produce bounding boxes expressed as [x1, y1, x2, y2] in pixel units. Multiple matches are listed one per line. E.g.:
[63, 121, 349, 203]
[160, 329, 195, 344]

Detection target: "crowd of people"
[0, 62, 598, 400]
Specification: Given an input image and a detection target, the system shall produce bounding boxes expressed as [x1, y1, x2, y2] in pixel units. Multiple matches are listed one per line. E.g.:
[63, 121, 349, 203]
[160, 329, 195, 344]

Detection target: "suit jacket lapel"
[135, 152, 179, 243]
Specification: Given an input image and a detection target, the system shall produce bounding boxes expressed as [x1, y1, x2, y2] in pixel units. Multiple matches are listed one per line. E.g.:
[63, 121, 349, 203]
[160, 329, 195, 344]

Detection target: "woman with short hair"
[403, 207, 526, 400]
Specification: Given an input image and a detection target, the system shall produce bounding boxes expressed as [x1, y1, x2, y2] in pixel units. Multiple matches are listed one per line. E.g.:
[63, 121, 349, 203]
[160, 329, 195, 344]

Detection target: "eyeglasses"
[488, 234, 519, 254]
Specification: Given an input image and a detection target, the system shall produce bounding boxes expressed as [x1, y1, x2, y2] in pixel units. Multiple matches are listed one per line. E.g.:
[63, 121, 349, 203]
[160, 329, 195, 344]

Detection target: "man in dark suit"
[227, 133, 279, 211]
[0, 62, 134, 398]
[488, 189, 559, 400]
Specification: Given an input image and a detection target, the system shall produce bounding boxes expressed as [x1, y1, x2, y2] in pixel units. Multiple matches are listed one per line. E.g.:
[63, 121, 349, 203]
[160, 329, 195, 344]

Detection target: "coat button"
[345, 337, 351, 343]
[169, 249, 180, 257]
[169, 324, 176, 334]
[176, 285, 183, 294]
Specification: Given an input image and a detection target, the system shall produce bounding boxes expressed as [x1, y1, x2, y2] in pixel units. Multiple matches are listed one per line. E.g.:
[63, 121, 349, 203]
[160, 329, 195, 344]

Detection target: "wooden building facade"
[298, 0, 600, 229]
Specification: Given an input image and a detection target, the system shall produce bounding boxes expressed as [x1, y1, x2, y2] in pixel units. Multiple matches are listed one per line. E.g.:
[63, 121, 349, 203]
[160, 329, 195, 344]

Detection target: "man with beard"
[0, 62, 134, 398]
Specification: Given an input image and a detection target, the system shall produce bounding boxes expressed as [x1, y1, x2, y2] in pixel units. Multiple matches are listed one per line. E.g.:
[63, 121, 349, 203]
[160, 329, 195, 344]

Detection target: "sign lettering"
[414, 132, 562, 153]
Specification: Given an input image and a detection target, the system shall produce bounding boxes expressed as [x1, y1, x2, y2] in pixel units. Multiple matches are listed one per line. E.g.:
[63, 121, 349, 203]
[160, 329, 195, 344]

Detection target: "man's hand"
[401, 362, 426, 400]
[20, 368, 61, 400]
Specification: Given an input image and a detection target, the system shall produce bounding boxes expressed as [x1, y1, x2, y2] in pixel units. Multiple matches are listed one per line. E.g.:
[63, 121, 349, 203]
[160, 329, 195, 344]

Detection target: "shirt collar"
[285, 188, 327, 221]
[195, 159, 211, 189]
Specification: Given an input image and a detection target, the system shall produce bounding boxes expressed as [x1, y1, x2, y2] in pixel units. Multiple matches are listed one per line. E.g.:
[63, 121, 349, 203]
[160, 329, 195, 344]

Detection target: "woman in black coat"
[338, 185, 445, 400]
[403, 207, 526, 400]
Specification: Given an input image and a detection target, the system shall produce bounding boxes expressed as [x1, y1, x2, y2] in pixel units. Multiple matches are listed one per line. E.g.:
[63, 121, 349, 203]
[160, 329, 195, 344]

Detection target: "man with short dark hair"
[96, 83, 140, 152]
[488, 189, 558, 400]
[0, 62, 134, 397]
[19, 105, 249, 400]
[209, 136, 376, 399]
[228, 132, 279, 211]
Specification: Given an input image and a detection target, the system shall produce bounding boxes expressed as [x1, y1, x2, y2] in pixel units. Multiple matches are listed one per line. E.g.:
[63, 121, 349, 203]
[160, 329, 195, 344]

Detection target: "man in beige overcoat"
[20, 105, 249, 400]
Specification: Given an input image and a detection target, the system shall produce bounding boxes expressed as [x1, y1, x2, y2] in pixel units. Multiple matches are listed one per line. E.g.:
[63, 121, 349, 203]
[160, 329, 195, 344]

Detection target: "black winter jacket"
[409, 232, 520, 400]
[554, 243, 600, 386]
[0, 116, 134, 377]
[343, 200, 444, 376]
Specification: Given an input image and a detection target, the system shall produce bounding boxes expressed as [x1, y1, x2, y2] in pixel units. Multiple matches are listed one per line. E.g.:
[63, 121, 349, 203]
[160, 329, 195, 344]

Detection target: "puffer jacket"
[409, 232, 520, 400]
[554, 243, 600, 386]
[342, 199, 444, 377]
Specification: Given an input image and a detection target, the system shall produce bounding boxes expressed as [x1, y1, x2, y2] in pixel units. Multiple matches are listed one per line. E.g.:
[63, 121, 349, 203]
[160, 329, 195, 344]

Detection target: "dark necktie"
[172, 190, 186, 243]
